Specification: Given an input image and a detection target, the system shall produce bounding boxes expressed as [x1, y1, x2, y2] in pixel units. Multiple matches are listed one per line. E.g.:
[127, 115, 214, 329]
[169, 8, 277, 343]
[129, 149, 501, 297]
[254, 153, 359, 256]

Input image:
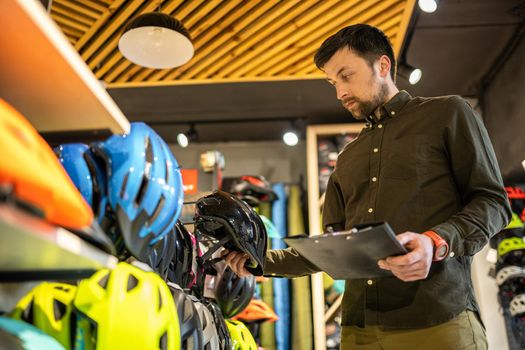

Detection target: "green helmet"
[11, 282, 76, 350]
[505, 212, 524, 230]
[498, 237, 525, 258]
[74, 262, 180, 350]
[226, 320, 257, 350]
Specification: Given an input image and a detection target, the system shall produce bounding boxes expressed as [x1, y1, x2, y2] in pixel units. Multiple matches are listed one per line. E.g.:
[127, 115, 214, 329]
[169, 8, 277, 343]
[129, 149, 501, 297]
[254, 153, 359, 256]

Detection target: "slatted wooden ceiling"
[50, 0, 416, 87]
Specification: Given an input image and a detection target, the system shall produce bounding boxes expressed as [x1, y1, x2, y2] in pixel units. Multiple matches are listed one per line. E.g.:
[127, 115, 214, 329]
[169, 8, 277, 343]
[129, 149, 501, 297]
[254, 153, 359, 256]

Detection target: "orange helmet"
[231, 299, 279, 323]
[0, 99, 93, 229]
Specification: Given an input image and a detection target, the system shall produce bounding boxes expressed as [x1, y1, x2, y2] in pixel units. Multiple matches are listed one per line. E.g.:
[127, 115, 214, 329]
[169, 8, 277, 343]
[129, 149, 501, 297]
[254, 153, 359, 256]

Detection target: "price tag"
[486, 248, 497, 264]
[56, 228, 82, 254]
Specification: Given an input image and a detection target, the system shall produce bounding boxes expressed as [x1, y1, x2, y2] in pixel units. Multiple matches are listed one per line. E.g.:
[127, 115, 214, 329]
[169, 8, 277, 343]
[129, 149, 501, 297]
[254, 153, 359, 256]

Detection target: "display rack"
[0, 204, 118, 281]
[306, 123, 364, 350]
[0, 0, 127, 283]
[0, 0, 130, 133]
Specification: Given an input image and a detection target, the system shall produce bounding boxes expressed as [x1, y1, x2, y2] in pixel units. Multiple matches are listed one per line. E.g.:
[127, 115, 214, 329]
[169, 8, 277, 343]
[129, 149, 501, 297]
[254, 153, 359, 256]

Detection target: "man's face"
[323, 47, 388, 120]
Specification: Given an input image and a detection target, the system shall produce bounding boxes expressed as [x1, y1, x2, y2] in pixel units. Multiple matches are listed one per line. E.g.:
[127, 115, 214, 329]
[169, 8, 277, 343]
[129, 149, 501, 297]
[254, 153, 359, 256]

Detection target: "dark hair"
[314, 24, 396, 81]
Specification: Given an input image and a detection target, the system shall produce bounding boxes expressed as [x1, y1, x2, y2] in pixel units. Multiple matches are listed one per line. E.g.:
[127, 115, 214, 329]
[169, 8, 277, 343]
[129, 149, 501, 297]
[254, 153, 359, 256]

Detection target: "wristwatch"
[422, 231, 449, 261]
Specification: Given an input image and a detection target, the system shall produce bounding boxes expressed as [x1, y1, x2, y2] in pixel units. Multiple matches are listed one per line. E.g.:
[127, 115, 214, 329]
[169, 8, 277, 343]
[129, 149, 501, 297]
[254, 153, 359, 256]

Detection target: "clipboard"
[283, 222, 407, 279]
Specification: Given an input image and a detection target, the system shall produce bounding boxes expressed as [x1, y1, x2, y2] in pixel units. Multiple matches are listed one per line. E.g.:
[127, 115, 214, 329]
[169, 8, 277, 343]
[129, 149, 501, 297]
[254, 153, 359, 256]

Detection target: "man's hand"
[377, 232, 434, 282]
[222, 249, 253, 277]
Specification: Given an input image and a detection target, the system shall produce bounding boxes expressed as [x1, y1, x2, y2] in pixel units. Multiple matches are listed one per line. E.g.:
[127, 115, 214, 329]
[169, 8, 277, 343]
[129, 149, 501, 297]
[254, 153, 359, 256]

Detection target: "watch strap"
[422, 230, 449, 261]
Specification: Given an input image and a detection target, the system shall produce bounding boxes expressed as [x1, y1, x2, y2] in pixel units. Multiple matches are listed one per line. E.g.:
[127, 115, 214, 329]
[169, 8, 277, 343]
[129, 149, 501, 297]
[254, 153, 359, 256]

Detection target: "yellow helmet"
[74, 262, 180, 350]
[226, 319, 257, 350]
[505, 212, 524, 230]
[11, 282, 77, 350]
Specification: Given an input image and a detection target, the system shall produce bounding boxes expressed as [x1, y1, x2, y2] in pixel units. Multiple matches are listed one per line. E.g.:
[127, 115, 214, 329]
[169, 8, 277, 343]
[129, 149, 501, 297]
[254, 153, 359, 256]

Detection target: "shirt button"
[373, 148, 379, 153]
[367, 280, 373, 285]
[368, 208, 373, 213]
[391, 111, 396, 115]
[378, 124, 383, 128]
[372, 177, 377, 182]
[449, 252, 455, 258]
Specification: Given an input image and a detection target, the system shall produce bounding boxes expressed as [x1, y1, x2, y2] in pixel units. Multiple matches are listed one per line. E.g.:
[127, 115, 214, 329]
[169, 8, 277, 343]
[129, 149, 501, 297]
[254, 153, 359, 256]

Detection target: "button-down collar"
[366, 90, 412, 127]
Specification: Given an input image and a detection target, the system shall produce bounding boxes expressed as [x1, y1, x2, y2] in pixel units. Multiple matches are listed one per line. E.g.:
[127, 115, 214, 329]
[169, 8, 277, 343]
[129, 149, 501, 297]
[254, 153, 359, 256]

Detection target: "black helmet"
[167, 221, 195, 288]
[146, 228, 176, 281]
[194, 191, 267, 276]
[229, 175, 277, 206]
[215, 266, 256, 318]
[168, 282, 203, 350]
[202, 299, 232, 350]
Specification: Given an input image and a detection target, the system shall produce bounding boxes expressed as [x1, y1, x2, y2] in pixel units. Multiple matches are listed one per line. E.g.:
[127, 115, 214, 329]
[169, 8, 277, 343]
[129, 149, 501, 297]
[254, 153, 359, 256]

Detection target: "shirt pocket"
[381, 135, 428, 180]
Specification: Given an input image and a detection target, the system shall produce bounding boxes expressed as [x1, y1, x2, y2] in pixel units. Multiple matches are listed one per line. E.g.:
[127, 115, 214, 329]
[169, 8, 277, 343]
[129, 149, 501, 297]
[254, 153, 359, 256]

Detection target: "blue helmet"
[54, 143, 108, 223]
[0, 317, 66, 350]
[92, 122, 184, 260]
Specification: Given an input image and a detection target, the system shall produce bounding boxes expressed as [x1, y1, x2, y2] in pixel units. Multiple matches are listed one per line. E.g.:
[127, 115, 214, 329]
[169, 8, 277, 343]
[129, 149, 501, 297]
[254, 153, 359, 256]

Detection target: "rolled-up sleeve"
[431, 97, 512, 257]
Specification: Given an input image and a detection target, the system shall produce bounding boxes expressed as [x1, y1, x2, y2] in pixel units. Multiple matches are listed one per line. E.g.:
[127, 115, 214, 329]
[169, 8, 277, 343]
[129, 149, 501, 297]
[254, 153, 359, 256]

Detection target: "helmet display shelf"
[0, 0, 127, 311]
[0, 204, 118, 282]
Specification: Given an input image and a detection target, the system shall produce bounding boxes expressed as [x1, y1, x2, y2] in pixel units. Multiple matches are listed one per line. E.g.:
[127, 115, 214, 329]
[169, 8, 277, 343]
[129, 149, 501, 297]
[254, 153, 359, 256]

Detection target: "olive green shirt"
[265, 91, 511, 328]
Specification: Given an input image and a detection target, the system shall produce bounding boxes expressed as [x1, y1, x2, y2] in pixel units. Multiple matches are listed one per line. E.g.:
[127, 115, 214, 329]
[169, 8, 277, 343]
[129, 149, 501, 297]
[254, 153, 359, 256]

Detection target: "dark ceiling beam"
[478, 20, 525, 114]
[147, 116, 308, 126]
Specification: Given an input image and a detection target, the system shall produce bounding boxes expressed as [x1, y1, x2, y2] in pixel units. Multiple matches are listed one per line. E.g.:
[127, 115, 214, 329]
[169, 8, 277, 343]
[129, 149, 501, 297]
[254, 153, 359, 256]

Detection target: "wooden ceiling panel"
[50, 0, 416, 87]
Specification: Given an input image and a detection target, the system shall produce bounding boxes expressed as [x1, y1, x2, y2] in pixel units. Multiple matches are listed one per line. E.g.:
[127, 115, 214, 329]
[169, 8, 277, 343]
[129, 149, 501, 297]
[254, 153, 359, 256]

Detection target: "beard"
[342, 81, 389, 120]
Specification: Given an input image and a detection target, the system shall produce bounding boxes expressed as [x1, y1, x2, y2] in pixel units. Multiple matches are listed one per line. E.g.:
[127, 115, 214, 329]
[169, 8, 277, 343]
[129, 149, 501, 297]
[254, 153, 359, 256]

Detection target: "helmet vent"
[158, 288, 163, 311]
[127, 274, 139, 292]
[144, 136, 153, 164]
[84, 153, 102, 214]
[53, 299, 67, 321]
[201, 310, 207, 328]
[54, 285, 67, 291]
[159, 330, 168, 350]
[98, 272, 110, 289]
[183, 299, 192, 320]
[135, 174, 149, 207]
[150, 195, 165, 224]
[165, 159, 171, 184]
[120, 172, 129, 199]
[21, 301, 34, 323]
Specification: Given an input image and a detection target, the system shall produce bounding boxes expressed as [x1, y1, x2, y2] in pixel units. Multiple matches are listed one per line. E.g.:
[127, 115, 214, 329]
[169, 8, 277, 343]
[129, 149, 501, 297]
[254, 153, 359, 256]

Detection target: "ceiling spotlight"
[283, 131, 299, 146]
[119, 12, 194, 69]
[177, 124, 198, 148]
[398, 63, 422, 85]
[418, 0, 438, 13]
[177, 132, 188, 148]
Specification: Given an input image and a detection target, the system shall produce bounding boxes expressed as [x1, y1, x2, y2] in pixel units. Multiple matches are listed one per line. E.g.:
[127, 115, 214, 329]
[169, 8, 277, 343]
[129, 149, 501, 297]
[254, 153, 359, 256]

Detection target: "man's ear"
[378, 55, 391, 78]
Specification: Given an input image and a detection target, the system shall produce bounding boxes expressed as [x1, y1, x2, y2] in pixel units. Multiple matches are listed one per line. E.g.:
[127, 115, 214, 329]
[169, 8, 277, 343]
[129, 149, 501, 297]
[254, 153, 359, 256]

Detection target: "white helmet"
[192, 298, 221, 350]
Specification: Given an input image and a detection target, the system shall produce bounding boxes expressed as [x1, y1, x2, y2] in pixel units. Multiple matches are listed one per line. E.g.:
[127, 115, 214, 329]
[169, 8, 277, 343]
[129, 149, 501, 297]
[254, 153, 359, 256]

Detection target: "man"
[224, 24, 511, 349]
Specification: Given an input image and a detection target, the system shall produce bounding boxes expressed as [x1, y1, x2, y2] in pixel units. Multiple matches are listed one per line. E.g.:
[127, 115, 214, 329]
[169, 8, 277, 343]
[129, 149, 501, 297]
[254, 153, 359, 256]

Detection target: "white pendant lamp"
[119, 13, 194, 69]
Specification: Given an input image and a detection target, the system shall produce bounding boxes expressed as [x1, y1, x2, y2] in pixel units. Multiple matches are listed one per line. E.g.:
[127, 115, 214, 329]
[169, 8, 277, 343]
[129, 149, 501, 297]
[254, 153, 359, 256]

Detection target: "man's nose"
[336, 86, 348, 100]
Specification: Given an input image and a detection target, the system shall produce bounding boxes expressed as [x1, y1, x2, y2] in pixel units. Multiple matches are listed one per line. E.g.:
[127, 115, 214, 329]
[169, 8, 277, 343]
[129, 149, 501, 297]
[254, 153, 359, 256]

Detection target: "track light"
[177, 124, 198, 148]
[283, 119, 304, 147]
[283, 131, 299, 146]
[418, 0, 438, 13]
[119, 12, 193, 69]
[398, 63, 422, 85]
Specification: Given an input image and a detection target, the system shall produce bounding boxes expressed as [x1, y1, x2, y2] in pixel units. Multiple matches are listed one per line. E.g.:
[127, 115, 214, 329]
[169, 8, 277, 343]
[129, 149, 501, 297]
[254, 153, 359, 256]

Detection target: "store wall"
[170, 140, 307, 184]
[483, 36, 525, 183]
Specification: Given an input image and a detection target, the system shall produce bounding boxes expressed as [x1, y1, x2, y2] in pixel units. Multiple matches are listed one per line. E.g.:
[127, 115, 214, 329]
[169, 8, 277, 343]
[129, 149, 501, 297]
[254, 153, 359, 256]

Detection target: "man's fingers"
[230, 252, 246, 267]
[220, 251, 254, 277]
[395, 232, 417, 246]
[386, 249, 423, 266]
